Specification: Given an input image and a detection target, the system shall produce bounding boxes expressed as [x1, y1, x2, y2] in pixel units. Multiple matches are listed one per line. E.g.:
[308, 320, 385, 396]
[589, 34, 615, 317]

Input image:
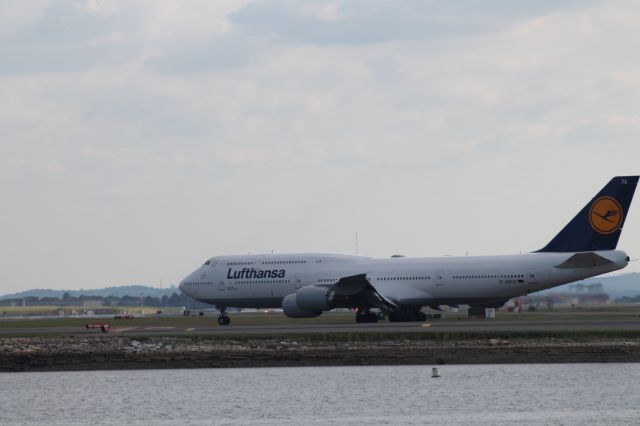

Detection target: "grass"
[2, 305, 640, 341]
[2, 305, 640, 329]
[0, 313, 358, 329]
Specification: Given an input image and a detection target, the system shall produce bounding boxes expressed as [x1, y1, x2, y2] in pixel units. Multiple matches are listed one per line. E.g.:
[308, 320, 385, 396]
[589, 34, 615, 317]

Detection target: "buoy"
[432, 367, 440, 378]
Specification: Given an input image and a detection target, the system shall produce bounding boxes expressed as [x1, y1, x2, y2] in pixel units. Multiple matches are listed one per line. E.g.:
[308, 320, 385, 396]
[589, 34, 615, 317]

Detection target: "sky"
[2, 0, 640, 294]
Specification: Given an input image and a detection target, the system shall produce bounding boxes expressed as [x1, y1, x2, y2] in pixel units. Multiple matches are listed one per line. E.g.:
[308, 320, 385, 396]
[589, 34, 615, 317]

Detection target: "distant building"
[82, 300, 103, 307]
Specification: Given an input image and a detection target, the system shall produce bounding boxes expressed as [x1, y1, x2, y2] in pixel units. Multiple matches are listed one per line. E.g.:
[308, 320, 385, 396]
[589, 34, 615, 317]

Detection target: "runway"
[2, 316, 640, 336]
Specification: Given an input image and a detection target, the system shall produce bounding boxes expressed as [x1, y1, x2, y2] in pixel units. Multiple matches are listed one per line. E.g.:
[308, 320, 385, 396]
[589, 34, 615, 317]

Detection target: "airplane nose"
[178, 268, 199, 296]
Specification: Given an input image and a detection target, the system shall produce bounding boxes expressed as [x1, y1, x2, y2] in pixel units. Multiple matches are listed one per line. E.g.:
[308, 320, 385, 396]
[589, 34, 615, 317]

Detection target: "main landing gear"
[217, 307, 230, 326]
[387, 309, 427, 322]
[355, 308, 379, 323]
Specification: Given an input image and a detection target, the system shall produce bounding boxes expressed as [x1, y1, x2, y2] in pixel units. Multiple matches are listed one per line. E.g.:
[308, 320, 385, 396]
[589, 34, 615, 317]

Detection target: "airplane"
[179, 176, 638, 325]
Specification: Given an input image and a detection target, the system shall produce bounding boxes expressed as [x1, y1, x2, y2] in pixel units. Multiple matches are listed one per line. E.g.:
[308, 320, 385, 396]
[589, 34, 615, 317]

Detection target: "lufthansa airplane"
[179, 176, 638, 325]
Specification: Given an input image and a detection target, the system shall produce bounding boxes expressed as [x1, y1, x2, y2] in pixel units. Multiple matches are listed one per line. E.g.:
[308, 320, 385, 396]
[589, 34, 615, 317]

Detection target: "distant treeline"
[617, 295, 640, 304]
[0, 292, 213, 310]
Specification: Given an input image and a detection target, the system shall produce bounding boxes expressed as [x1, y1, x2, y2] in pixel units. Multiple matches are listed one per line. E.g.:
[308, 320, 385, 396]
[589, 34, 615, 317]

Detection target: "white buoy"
[432, 367, 440, 378]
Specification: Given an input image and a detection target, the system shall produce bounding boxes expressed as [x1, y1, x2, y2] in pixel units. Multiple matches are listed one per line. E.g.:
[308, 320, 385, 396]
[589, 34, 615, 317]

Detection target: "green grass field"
[1, 304, 640, 330]
[0, 312, 357, 329]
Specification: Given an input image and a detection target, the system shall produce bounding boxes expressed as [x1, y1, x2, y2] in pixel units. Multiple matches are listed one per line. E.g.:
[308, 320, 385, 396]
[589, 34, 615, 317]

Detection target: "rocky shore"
[2, 335, 640, 372]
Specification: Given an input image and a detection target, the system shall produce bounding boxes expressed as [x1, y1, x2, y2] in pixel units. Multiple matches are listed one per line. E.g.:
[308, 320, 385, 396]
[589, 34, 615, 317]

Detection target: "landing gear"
[388, 309, 427, 322]
[467, 306, 486, 317]
[468, 301, 507, 318]
[217, 307, 230, 326]
[355, 309, 379, 323]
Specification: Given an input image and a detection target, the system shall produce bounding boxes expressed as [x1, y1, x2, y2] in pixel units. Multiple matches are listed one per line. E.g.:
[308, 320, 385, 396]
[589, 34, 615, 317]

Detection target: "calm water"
[1, 364, 640, 425]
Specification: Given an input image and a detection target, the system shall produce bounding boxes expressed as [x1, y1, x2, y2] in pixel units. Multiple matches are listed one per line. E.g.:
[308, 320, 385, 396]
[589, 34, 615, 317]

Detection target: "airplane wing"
[330, 273, 399, 309]
[555, 252, 614, 269]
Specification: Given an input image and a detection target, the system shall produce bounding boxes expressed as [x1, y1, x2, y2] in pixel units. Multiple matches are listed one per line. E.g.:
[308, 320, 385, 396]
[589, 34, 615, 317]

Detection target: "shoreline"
[2, 334, 640, 372]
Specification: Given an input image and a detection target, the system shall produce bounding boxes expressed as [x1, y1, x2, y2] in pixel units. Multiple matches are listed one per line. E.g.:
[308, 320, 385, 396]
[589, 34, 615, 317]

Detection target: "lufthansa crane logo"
[589, 196, 623, 234]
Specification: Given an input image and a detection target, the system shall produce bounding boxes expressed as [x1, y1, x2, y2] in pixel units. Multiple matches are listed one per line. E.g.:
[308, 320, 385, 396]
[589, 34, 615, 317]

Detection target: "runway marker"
[421, 323, 432, 328]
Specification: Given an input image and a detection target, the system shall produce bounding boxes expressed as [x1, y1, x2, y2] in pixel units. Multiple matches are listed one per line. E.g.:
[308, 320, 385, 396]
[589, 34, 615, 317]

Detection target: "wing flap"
[331, 274, 399, 308]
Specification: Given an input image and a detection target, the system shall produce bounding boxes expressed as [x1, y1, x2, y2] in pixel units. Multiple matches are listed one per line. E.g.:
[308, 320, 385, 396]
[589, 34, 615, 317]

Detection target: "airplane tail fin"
[537, 176, 639, 253]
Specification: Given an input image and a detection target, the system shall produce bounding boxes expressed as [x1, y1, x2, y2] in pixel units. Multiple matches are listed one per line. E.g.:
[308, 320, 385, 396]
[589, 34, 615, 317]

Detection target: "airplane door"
[526, 268, 539, 294]
[218, 281, 225, 292]
[435, 270, 444, 287]
[293, 274, 303, 290]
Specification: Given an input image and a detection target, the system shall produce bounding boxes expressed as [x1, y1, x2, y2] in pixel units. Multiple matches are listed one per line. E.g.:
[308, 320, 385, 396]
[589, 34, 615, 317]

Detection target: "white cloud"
[139, 0, 251, 41]
[0, 157, 66, 181]
[75, 0, 121, 16]
[301, 1, 341, 22]
[0, 0, 52, 36]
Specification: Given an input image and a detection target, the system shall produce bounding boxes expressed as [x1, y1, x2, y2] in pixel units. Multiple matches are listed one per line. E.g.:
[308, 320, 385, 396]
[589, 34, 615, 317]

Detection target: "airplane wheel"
[355, 312, 379, 323]
[387, 312, 402, 322]
[218, 315, 230, 326]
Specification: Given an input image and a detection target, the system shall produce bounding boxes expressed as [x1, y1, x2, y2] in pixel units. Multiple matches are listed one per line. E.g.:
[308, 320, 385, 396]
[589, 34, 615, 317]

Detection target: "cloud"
[0, 0, 250, 75]
[230, 0, 592, 45]
[0, 1, 140, 74]
[0, 0, 52, 37]
[565, 114, 640, 146]
[0, 157, 66, 183]
[146, 35, 260, 73]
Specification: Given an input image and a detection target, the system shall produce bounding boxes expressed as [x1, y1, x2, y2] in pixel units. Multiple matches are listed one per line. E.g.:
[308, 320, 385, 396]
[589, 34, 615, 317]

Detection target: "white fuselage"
[178, 250, 629, 309]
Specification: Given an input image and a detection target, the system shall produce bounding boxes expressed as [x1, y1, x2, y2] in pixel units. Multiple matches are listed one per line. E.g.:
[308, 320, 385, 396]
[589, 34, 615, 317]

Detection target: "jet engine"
[282, 286, 336, 318]
[282, 293, 321, 318]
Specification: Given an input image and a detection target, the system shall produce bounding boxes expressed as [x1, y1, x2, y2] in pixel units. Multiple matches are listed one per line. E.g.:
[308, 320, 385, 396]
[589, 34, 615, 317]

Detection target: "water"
[2, 364, 640, 425]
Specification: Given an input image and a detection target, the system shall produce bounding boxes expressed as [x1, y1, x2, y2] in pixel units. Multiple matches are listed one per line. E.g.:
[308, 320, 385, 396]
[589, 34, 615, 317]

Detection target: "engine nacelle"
[282, 286, 337, 318]
[295, 286, 336, 312]
[282, 293, 321, 318]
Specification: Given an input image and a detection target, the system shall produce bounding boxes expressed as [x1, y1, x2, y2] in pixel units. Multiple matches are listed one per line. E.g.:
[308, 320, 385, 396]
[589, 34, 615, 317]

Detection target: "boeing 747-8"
[179, 176, 638, 325]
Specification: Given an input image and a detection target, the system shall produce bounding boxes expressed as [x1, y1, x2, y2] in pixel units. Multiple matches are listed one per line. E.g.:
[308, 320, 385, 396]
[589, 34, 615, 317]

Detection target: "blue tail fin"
[537, 176, 638, 252]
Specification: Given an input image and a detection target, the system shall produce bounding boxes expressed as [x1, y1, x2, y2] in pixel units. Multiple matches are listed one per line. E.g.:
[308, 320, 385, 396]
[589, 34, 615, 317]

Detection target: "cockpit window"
[204, 260, 210, 265]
